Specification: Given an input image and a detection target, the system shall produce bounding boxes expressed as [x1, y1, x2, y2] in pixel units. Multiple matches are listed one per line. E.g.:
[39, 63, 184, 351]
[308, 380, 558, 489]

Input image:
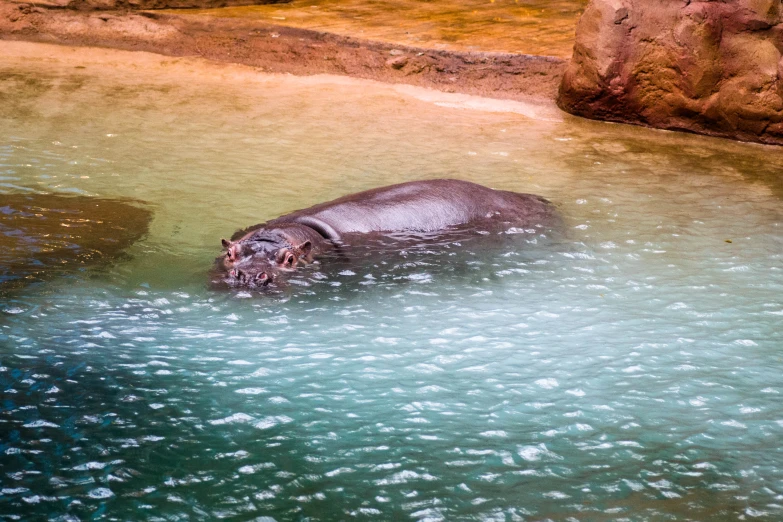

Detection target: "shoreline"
[0, 3, 566, 104]
[0, 40, 566, 124]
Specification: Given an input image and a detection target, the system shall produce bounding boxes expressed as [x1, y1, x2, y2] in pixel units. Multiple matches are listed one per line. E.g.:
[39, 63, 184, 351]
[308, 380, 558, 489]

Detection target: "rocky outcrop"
[558, 0, 783, 145]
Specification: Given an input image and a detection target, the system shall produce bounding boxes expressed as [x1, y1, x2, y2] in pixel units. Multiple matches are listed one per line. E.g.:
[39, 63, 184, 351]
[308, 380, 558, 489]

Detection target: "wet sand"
[184, 0, 586, 58]
[0, 40, 564, 120]
[0, 2, 570, 103]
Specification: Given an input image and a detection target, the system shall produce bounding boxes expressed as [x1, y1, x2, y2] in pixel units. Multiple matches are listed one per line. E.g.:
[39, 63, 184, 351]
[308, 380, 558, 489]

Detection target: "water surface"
[0, 193, 151, 295]
[1, 45, 782, 520]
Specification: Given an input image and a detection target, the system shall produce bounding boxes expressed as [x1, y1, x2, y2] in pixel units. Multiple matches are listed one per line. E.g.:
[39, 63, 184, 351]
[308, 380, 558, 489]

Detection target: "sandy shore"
[0, 3, 566, 103]
[181, 0, 586, 59]
[0, 39, 566, 124]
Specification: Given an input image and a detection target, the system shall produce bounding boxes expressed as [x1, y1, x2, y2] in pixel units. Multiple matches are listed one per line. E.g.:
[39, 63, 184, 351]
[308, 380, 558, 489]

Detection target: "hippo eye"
[286, 254, 294, 266]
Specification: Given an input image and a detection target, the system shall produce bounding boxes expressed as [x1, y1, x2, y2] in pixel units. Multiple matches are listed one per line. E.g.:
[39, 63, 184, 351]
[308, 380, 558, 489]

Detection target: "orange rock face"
[558, 0, 783, 145]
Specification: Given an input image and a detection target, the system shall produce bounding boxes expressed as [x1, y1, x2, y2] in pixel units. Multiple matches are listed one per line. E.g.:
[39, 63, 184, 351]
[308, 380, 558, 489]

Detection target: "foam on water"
[1, 45, 782, 520]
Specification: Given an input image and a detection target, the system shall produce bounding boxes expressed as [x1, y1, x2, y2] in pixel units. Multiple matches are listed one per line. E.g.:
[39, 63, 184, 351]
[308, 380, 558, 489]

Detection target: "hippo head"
[216, 230, 313, 289]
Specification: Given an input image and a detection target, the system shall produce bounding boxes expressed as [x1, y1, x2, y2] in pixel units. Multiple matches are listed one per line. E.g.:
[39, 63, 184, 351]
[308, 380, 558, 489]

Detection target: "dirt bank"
[0, 3, 566, 103]
[183, 0, 587, 59]
[5, 0, 290, 11]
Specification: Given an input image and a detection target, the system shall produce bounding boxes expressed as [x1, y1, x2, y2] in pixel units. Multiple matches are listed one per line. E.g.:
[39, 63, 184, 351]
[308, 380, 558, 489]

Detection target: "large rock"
[558, 0, 783, 145]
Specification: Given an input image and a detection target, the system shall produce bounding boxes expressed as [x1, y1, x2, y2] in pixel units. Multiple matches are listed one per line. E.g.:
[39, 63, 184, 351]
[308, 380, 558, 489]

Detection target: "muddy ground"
[0, 3, 566, 103]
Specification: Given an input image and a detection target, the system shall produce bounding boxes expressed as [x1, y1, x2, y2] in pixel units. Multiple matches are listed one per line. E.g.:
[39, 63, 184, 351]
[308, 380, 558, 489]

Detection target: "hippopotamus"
[213, 179, 557, 289]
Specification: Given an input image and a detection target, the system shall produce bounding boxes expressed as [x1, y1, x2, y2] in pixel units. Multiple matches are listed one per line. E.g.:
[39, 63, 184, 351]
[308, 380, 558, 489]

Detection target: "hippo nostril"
[257, 272, 272, 287]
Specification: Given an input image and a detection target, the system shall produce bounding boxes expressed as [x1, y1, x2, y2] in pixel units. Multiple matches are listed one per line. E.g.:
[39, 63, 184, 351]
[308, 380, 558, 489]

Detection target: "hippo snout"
[227, 268, 272, 288]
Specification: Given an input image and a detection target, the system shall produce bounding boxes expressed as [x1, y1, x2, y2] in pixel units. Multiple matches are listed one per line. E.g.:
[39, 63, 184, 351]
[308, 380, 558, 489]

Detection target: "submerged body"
[213, 179, 557, 288]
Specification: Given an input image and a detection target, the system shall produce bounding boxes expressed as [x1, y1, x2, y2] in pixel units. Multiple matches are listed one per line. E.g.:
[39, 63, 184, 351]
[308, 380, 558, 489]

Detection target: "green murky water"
[1, 48, 782, 520]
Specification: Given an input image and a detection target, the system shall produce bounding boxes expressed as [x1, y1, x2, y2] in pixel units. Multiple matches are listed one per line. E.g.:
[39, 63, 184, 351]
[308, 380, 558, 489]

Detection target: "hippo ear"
[296, 241, 312, 257]
[221, 238, 232, 250]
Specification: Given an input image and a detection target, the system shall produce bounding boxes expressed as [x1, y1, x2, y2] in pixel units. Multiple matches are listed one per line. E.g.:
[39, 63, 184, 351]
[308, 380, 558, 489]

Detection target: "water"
[1, 193, 152, 293]
[1, 44, 783, 520]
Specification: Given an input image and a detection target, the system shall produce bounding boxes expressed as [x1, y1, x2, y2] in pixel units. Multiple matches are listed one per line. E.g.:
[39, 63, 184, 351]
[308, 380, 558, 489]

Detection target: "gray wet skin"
[214, 179, 557, 289]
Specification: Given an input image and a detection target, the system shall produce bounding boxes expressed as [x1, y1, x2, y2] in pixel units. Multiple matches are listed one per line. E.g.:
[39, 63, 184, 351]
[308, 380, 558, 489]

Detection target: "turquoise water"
[1, 48, 783, 520]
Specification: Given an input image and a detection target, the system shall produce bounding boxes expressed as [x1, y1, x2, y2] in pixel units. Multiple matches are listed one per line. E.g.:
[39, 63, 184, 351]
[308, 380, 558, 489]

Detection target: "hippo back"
[273, 179, 553, 236]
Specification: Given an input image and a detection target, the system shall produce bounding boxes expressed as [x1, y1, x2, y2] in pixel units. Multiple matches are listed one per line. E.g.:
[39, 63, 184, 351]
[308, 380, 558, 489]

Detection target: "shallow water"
[1, 46, 783, 520]
[1, 193, 151, 294]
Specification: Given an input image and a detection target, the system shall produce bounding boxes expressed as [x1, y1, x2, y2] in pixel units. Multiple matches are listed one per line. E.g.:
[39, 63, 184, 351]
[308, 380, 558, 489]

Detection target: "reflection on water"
[0, 44, 782, 520]
[0, 194, 151, 295]
[185, 0, 588, 58]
